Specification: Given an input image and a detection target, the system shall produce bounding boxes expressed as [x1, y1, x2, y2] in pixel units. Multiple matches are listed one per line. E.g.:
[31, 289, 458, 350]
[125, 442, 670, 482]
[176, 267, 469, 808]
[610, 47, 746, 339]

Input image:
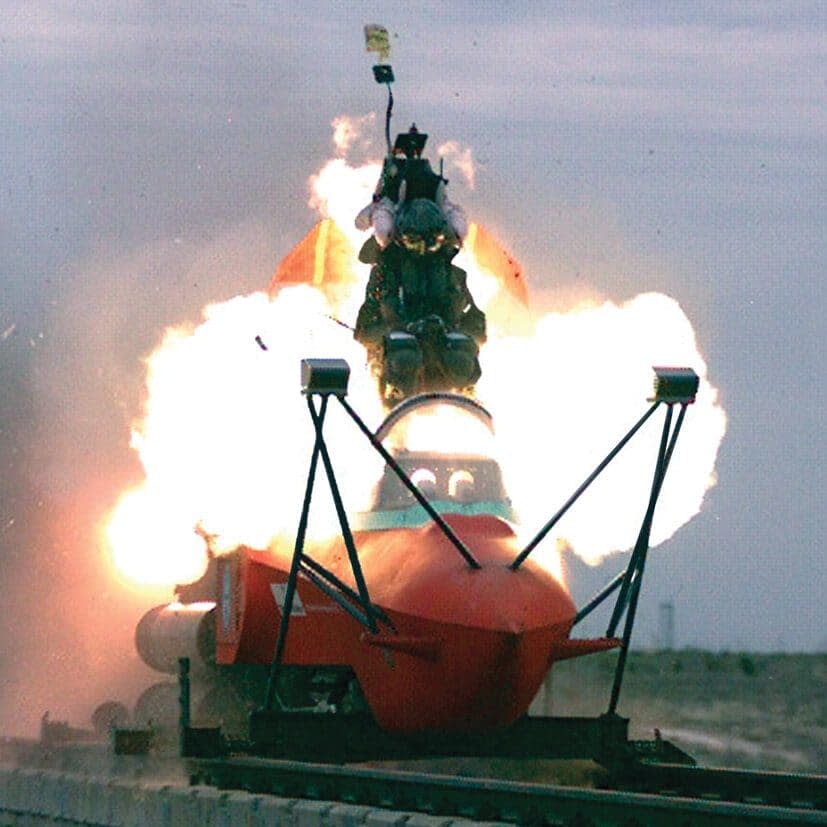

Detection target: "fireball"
[104, 119, 726, 588]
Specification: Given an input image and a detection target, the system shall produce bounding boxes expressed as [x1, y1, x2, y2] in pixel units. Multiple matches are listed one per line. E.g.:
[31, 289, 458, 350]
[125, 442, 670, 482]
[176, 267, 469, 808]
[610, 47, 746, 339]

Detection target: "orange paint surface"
[215, 515, 617, 733]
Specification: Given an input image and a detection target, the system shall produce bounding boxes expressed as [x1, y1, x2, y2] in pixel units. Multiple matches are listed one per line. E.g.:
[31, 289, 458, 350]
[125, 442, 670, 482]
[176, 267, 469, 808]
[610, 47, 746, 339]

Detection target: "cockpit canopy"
[355, 394, 517, 530]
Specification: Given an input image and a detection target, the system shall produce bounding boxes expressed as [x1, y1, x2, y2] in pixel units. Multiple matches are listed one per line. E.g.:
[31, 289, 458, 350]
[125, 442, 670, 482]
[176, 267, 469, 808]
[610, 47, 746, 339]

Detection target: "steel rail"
[189, 756, 827, 826]
[612, 762, 827, 811]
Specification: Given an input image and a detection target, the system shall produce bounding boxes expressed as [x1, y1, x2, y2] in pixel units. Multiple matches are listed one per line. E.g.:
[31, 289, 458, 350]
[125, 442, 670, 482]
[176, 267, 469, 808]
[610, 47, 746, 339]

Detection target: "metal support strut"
[262, 359, 697, 719]
[178, 656, 190, 756]
[513, 366, 698, 573]
[264, 359, 484, 712]
[506, 365, 697, 714]
[307, 397, 378, 627]
[606, 402, 689, 714]
[263, 394, 381, 712]
[511, 402, 661, 571]
[339, 396, 481, 569]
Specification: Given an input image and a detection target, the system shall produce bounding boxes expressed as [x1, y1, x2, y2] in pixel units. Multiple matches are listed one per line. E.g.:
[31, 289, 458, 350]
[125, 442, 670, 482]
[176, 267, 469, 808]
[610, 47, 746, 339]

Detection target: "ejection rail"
[189, 756, 827, 826]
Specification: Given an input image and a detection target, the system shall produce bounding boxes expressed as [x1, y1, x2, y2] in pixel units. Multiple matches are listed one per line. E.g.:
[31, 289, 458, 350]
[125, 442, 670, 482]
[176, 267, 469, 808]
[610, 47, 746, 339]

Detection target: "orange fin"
[269, 219, 359, 295]
[465, 222, 529, 306]
[549, 637, 621, 663]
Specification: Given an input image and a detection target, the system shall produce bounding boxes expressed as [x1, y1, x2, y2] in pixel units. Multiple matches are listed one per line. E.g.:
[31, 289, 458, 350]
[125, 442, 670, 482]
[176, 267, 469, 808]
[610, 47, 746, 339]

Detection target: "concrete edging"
[0, 766, 509, 826]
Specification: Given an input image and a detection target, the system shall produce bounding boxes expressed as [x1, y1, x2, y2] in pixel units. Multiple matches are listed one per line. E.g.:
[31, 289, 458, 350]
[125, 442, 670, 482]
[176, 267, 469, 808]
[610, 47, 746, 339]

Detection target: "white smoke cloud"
[108, 286, 387, 584]
[332, 113, 378, 157]
[107, 126, 726, 586]
[307, 157, 381, 245]
[478, 292, 727, 565]
[437, 140, 476, 190]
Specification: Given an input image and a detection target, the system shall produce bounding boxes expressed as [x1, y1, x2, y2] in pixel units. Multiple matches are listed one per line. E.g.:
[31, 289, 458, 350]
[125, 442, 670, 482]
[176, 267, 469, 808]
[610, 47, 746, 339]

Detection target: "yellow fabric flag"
[364, 24, 391, 62]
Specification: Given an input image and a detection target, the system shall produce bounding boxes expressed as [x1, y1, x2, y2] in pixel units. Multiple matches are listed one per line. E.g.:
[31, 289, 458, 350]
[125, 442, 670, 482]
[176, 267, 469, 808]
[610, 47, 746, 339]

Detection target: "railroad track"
[190, 756, 827, 826]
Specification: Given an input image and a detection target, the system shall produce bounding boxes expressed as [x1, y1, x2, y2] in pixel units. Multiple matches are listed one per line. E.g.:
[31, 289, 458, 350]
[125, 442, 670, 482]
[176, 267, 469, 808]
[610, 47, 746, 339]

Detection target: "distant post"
[658, 601, 675, 650]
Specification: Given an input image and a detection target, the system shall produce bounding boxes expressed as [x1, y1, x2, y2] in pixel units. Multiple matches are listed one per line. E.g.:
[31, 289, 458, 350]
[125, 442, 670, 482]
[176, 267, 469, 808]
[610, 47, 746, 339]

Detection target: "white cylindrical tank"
[135, 601, 216, 675]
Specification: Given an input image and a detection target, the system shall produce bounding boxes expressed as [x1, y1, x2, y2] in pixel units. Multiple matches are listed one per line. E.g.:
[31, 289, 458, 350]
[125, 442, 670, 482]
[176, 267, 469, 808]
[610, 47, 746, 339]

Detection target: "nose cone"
[352, 515, 577, 733]
[355, 514, 576, 632]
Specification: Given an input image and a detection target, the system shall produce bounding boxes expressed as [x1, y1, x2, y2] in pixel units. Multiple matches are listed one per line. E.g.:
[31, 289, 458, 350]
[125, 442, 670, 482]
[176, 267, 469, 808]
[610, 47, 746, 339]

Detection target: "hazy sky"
[1, 0, 825, 725]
